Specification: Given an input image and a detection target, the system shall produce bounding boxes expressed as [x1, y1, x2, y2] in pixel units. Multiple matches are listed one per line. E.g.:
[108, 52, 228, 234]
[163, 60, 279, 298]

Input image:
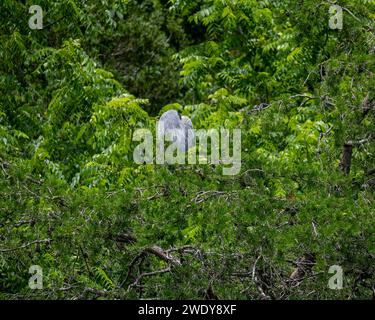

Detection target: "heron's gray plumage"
[158, 110, 194, 152]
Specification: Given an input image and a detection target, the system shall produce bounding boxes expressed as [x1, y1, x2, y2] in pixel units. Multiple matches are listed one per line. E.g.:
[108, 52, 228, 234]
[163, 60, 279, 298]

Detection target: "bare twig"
[312, 220, 319, 237]
[252, 255, 262, 281]
[240, 169, 265, 177]
[26, 176, 43, 185]
[145, 246, 181, 267]
[191, 190, 236, 204]
[0, 239, 51, 253]
[289, 253, 316, 282]
[121, 245, 181, 288]
[353, 135, 373, 147]
[14, 219, 36, 228]
[75, 287, 109, 300]
[316, 126, 333, 156]
[128, 267, 172, 290]
[120, 251, 147, 288]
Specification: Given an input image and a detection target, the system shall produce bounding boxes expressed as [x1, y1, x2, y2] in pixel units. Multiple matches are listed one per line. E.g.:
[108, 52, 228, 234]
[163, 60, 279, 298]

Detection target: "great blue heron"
[157, 110, 194, 152]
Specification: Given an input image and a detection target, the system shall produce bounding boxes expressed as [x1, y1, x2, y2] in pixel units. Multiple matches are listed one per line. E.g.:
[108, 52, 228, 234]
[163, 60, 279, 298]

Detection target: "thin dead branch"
[0, 239, 52, 253]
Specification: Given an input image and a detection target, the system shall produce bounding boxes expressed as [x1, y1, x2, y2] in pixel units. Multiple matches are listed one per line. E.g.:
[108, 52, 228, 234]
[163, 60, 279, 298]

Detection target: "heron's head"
[181, 116, 193, 130]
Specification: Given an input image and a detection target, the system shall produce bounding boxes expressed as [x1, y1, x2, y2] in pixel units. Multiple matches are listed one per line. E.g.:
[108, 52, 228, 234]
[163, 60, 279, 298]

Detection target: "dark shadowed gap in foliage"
[82, 0, 206, 115]
[84, 0, 209, 115]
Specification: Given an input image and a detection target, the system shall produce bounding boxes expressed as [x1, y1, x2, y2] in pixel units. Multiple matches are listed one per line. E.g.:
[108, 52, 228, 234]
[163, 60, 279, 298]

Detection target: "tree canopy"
[0, 0, 374, 299]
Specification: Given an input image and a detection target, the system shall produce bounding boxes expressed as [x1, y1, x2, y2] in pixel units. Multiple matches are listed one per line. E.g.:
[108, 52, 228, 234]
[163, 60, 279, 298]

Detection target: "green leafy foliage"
[0, 0, 374, 300]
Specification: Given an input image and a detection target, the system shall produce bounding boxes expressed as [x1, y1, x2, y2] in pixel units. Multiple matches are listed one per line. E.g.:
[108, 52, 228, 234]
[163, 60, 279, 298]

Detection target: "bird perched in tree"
[157, 110, 194, 152]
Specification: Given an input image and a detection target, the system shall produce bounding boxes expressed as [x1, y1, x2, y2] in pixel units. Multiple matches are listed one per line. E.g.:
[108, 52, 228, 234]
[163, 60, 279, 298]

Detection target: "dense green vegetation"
[0, 0, 374, 299]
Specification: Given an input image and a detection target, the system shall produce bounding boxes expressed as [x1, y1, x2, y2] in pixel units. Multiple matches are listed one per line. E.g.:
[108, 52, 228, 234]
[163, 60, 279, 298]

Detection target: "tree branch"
[0, 239, 51, 253]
